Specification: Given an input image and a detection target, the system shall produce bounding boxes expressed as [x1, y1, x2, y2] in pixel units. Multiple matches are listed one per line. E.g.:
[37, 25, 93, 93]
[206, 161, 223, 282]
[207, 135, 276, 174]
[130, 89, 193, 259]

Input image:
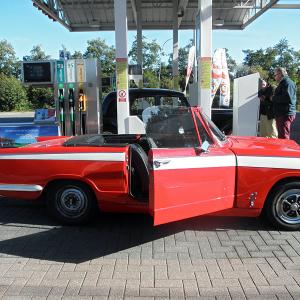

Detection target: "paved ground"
[0, 201, 299, 299]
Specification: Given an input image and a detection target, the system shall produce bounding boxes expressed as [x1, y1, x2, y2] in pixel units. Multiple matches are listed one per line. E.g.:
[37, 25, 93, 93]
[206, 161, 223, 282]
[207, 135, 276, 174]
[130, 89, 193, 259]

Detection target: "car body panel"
[149, 147, 236, 225]
[0, 144, 129, 204]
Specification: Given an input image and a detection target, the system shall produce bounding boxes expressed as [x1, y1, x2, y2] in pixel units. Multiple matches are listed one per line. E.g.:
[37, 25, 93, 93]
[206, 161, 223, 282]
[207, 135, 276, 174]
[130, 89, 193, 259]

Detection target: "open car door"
[146, 106, 236, 225]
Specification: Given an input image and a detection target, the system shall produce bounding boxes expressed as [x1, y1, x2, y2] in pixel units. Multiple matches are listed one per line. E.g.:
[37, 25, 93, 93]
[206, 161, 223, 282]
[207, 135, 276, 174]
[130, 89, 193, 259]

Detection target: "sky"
[1, 1, 300, 64]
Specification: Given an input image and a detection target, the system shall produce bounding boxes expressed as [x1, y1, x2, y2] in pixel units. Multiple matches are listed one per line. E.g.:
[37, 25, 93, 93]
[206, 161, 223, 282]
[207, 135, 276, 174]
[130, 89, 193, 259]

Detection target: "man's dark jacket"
[273, 76, 297, 117]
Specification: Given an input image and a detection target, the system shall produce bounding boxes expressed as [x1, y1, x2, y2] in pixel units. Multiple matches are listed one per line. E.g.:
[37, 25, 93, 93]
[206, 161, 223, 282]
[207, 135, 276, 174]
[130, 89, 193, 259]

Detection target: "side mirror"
[195, 140, 210, 155]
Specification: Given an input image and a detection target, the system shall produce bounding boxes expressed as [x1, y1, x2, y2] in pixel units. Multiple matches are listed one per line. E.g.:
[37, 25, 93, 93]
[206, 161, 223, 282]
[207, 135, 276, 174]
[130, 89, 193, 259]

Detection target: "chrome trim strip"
[0, 184, 43, 192]
[152, 155, 236, 170]
[237, 156, 300, 170]
[0, 152, 125, 161]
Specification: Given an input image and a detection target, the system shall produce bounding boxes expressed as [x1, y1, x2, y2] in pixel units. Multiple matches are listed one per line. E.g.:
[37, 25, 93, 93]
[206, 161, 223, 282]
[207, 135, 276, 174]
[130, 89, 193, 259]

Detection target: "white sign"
[66, 60, 76, 83]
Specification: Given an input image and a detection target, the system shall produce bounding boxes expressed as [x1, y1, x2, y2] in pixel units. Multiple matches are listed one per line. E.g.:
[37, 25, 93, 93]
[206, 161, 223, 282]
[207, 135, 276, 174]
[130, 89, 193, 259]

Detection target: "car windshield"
[144, 106, 200, 148]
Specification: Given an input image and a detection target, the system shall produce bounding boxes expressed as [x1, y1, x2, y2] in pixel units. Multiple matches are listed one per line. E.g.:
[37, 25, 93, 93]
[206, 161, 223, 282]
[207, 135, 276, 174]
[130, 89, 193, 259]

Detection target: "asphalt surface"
[0, 112, 300, 299]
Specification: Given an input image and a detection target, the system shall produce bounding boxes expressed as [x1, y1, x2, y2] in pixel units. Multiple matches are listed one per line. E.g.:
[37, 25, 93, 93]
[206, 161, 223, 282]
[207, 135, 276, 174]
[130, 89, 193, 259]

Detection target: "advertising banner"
[0, 125, 60, 147]
[185, 46, 195, 93]
[211, 49, 230, 107]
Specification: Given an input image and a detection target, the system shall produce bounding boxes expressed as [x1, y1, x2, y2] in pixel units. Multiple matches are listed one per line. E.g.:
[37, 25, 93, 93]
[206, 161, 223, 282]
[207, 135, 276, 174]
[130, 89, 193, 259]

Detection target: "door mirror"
[200, 140, 210, 153]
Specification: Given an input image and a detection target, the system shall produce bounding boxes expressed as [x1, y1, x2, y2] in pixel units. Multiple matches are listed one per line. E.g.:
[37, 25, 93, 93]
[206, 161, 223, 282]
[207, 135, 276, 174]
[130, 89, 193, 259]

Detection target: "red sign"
[118, 89, 127, 102]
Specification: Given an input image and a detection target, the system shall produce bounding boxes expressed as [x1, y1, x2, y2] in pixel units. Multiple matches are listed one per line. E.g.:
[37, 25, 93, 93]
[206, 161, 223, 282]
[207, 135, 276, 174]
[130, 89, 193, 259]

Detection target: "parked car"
[0, 106, 299, 230]
[102, 88, 233, 134]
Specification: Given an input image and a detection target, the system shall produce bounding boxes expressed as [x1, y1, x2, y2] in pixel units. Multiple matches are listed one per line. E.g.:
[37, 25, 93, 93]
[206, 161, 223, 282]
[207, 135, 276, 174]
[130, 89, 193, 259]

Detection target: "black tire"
[265, 181, 300, 230]
[46, 181, 97, 225]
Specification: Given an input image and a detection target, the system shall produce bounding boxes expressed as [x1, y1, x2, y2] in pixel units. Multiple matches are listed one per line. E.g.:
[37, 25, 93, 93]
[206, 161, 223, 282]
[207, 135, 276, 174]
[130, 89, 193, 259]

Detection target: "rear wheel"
[265, 181, 300, 230]
[46, 181, 96, 224]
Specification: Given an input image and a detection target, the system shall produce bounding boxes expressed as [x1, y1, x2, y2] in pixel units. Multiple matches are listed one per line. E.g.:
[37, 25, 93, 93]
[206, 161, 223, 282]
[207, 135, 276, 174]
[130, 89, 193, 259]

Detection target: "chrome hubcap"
[57, 187, 87, 218]
[275, 189, 300, 224]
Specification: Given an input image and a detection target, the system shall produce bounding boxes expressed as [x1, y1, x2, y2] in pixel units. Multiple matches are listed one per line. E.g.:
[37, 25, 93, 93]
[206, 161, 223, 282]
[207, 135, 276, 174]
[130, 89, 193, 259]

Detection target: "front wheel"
[47, 181, 96, 225]
[265, 181, 300, 230]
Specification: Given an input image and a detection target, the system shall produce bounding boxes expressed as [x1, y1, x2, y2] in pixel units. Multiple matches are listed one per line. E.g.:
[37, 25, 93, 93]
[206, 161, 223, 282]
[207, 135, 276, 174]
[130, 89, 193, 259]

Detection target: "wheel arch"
[41, 178, 98, 204]
[262, 176, 300, 214]
[260, 176, 300, 221]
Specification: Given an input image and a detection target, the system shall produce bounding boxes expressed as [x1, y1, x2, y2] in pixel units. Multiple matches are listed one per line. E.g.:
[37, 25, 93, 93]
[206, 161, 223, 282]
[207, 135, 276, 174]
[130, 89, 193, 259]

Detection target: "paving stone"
[169, 287, 185, 298]
[199, 286, 230, 297]
[257, 285, 289, 295]
[124, 279, 140, 297]
[139, 287, 169, 297]
[183, 279, 199, 297]
[228, 286, 246, 299]
[20, 285, 51, 297]
[79, 286, 109, 296]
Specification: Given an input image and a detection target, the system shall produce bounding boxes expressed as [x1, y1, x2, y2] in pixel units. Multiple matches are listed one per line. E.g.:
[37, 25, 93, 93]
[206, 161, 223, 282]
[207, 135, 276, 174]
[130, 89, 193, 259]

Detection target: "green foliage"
[0, 73, 30, 111]
[243, 39, 300, 81]
[71, 51, 83, 59]
[129, 36, 161, 71]
[159, 64, 173, 89]
[143, 70, 160, 88]
[26, 86, 54, 109]
[242, 39, 300, 104]
[224, 48, 237, 75]
[26, 45, 51, 61]
[84, 38, 115, 76]
[0, 40, 19, 77]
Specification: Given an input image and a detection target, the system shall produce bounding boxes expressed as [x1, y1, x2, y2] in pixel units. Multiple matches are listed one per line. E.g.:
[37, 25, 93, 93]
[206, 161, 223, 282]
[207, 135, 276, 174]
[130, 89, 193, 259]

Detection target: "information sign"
[56, 60, 65, 84]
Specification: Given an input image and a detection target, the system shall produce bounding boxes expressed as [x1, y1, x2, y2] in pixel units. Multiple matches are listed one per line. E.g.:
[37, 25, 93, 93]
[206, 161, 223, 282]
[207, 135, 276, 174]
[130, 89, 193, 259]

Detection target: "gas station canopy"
[33, 0, 280, 31]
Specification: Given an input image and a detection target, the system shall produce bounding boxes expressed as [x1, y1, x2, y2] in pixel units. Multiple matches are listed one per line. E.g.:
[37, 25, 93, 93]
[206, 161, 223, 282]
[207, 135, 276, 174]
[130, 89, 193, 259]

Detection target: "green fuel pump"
[58, 88, 65, 135]
[68, 87, 75, 135]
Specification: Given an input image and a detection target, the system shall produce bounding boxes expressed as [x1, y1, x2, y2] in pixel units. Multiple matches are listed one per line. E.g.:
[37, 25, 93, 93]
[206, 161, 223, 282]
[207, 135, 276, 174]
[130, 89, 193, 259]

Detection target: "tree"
[129, 36, 161, 71]
[71, 51, 83, 59]
[0, 40, 19, 77]
[26, 86, 54, 109]
[84, 38, 115, 76]
[27, 45, 51, 61]
[0, 73, 30, 111]
[243, 39, 300, 82]
[224, 48, 237, 77]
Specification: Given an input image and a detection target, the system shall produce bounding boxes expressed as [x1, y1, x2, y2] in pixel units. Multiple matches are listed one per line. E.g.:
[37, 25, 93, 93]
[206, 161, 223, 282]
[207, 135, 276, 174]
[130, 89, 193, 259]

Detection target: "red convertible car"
[0, 106, 300, 230]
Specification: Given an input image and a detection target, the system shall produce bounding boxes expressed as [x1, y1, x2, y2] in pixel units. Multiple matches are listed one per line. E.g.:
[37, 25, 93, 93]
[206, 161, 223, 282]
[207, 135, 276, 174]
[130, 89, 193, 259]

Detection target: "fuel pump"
[58, 86, 65, 135]
[68, 86, 75, 135]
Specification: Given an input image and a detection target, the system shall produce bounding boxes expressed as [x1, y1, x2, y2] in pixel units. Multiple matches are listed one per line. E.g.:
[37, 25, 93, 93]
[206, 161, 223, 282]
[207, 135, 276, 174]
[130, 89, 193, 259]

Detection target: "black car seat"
[130, 143, 149, 200]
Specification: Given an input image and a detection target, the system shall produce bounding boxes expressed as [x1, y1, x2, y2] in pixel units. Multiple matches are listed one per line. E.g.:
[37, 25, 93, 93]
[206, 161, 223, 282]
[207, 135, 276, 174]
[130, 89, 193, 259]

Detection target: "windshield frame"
[199, 110, 228, 144]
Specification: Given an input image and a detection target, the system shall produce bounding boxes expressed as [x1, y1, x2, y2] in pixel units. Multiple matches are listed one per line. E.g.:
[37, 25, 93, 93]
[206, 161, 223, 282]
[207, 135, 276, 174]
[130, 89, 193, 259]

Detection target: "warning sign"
[118, 89, 127, 102]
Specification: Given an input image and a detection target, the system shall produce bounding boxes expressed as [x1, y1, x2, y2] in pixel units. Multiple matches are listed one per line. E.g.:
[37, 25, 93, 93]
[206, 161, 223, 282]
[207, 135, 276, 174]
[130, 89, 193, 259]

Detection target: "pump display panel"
[22, 61, 53, 84]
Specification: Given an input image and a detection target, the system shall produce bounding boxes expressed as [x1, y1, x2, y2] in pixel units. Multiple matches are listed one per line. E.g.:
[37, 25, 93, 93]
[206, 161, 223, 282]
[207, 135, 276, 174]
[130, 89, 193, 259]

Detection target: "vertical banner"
[185, 46, 196, 93]
[211, 49, 230, 107]
[219, 49, 230, 107]
[211, 49, 222, 100]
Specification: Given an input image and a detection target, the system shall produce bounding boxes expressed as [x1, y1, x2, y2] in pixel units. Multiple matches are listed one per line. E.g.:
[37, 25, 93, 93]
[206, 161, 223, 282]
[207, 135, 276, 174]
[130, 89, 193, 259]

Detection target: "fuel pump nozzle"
[78, 89, 87, 134]
[68, 88, 75, 135]
[58, 88, 65, 135]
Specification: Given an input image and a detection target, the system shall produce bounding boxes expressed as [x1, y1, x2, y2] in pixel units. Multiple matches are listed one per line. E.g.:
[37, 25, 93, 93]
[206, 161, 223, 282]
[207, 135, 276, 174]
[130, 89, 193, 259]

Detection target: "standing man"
[258, 79, 278, 138]
[273, 67, 297, 139]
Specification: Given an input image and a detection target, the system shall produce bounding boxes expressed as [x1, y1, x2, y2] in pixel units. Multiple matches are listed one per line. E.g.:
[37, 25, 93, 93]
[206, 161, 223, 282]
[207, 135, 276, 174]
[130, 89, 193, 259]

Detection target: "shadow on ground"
[0, 199, 274, 264]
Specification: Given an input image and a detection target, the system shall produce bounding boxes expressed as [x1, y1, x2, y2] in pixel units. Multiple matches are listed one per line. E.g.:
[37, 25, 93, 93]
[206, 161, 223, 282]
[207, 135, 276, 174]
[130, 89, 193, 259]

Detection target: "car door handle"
[153, 159, 171, 168]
